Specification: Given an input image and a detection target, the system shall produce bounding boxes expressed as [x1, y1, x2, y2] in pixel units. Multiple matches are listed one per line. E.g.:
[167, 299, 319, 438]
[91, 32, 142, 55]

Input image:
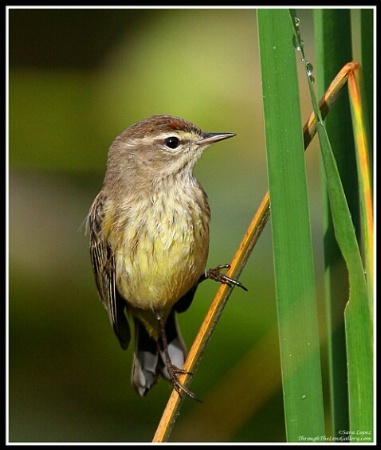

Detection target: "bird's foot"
[206, 264, 248, 291]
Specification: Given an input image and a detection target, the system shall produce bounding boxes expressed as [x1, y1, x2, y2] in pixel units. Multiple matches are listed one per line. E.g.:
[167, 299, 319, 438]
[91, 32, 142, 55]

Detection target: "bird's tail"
[131, 310, 187, 397]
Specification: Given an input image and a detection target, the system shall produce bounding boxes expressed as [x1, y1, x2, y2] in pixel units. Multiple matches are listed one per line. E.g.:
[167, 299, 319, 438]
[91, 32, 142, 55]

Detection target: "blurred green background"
[8, 7, 330, 443]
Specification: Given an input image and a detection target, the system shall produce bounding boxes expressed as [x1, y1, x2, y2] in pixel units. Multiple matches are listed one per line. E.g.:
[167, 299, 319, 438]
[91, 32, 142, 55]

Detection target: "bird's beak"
[197, 132, 235, 145]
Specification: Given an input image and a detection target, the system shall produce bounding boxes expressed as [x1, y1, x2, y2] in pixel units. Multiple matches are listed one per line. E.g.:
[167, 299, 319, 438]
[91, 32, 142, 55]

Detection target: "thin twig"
[152, 62, 358, 443]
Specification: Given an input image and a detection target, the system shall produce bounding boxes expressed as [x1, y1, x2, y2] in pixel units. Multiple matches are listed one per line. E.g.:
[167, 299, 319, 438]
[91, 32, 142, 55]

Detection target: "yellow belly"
[113, 190, 209, 311]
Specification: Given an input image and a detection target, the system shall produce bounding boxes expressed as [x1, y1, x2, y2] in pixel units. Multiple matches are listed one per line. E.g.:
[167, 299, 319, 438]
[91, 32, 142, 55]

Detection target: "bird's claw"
[167, 364, 201, 402]
[206, 264, 248, 291]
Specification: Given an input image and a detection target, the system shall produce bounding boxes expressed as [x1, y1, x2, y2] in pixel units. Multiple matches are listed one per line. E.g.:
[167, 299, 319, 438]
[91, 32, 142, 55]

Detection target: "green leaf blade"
[257, 9, 325, 442]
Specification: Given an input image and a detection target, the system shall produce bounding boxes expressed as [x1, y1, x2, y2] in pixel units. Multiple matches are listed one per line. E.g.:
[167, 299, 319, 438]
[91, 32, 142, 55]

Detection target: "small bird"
[87, 114, 246, 399]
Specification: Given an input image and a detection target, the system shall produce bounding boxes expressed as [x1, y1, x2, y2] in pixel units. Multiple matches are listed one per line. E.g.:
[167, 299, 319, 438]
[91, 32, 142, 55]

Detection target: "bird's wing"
[88, 193, 131, 349]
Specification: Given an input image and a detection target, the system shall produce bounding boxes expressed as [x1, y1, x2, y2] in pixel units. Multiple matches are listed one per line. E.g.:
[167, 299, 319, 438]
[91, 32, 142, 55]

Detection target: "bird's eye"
[164, 136, 180, 149]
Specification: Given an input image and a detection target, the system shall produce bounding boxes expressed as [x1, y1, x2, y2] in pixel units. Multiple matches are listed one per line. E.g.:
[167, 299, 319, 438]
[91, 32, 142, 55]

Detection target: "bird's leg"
[203, 264, 248, 291]
[155, 311, 200, 401]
